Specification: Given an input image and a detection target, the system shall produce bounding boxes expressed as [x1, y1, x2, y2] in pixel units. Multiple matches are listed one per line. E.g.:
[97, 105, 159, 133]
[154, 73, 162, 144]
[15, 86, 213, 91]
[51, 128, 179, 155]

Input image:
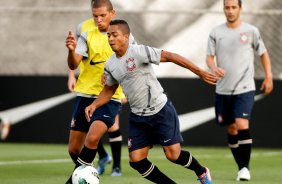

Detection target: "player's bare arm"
[206, 55, 225, 78]
[85, 84, 119, 122]
[260, 52, 273, 96]
[68, 69, 76, 92]
[160, 50, 218, 85]
[66, 31, 83, 70]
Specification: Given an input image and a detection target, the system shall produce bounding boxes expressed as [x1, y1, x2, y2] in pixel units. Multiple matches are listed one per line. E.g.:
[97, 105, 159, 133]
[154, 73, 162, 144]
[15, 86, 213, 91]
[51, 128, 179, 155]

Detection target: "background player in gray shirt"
[206, 0, 273, 181]
[85, 19, 217, 184]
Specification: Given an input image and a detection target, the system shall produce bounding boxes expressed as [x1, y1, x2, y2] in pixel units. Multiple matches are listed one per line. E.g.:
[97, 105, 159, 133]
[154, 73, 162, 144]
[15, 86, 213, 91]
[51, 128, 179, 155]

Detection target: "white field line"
[0, 159, 70, 166]
[194, 151, 282, 159]
[0, 151, 281, 166]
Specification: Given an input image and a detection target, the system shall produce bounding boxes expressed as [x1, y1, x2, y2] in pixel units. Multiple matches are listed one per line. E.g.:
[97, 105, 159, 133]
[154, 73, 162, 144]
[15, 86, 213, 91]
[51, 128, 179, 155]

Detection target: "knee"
[68, 146, 80, 155]
[68, 148, 80, 163]
[164, 145, 181, 162]
[236, 118, 249, 130]
[165, 151, 179, 162]
[227, 124, 238, 135]
[85, 134, 100, 147]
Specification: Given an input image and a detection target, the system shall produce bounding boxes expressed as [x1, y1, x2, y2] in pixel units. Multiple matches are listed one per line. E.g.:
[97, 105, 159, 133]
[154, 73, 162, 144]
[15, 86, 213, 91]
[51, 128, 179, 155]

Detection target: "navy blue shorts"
[70, 96, 121, 132]
[215, 91, 255, 126]
[128, 100, 183, 152]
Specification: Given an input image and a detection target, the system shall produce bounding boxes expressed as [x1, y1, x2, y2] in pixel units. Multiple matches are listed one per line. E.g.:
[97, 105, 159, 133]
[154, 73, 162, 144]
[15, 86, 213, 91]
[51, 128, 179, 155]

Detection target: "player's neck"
[226, 19, 241, 29]
[116, 44, 129, 58]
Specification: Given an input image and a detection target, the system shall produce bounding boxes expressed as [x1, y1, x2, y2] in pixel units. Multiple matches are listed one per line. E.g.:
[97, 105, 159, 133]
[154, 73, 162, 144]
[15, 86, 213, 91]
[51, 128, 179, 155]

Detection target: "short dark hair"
[91, 0, 113, 10]
[224, 0, 242, 8]
[110, 19, 130, 35]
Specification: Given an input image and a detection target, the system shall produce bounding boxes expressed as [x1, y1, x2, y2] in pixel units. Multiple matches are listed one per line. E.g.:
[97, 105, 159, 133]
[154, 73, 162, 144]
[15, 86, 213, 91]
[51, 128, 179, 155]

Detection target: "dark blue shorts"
[70, 96, 121, 132]
[215, 91, 255, 126]
[128, 100, 183, 152]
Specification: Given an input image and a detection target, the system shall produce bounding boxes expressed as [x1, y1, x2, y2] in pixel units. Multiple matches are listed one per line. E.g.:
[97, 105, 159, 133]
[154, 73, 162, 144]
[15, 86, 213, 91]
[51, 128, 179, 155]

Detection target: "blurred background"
[0, 0, 281, 147]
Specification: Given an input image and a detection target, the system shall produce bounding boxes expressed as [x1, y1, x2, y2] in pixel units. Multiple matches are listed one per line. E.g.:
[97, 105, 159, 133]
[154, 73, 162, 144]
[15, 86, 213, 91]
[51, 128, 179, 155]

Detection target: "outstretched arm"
[160, 51, 218, 85]
[260, 52, 273, 96]
[85, 84, 119, 122]
[206, 55, 225, 78]
[65, 31, 83, 70]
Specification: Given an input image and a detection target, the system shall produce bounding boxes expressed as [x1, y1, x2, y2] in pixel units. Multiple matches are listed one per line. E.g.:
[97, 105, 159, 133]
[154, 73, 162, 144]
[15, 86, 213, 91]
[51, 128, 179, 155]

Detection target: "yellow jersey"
[74, 19, 125, 99]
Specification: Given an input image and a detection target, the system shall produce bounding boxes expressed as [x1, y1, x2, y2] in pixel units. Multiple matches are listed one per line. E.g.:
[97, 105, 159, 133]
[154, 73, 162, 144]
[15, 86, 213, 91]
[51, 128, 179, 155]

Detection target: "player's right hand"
[85, 104, 96, 122]
[211, 67, 225, 78]
[200, 70, 218, 85]
[65, 31, 76, 51]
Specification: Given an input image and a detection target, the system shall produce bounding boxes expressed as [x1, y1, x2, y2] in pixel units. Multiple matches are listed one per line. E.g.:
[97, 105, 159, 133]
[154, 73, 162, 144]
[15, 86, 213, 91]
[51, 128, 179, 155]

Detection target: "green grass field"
[0, 143, 281, 184]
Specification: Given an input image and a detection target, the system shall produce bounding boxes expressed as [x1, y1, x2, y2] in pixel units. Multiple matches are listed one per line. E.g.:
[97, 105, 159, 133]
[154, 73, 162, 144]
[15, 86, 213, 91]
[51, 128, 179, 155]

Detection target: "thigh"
[234, 91, 255, 119]
[85, 120, 108, 149]
[215, 93, 234, 126]
[153, 101, 183, 146]
[70, 96, 93, 132]
[128, 113, 152, 153]
[90, 100, 121, 128]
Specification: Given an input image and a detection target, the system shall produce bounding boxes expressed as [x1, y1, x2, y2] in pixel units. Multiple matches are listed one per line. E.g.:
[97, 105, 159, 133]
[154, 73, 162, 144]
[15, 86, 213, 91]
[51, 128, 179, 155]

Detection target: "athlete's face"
[92, 6, 115, 32]
[107, 25, 129, 56]
[224, 0, 241, 23]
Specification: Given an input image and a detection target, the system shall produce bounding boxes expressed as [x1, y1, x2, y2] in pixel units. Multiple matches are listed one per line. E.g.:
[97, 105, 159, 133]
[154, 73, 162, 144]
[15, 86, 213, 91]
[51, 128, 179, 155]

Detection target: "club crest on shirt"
[126, 57, 136, 71]
[240, 32, 249, 44]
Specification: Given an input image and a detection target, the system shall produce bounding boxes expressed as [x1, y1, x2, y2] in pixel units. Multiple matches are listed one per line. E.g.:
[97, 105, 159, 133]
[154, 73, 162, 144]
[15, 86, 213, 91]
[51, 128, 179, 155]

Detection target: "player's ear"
[111, 9, 116, 18]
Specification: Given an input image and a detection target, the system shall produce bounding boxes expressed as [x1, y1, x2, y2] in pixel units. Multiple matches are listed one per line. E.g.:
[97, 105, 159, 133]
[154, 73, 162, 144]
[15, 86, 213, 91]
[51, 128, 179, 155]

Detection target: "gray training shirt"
[207, 22, 267, 95]
[104, 44, 167, 116]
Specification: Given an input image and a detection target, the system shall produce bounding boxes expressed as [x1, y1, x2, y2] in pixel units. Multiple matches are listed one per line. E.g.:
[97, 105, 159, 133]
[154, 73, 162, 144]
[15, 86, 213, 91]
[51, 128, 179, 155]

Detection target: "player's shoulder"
[82, 18, 95, 25]
[209, 23, 226, 35]
[130, 43, 142, 49]
[129, 33, 138, 45]
[242, 22, 256, 28]
[106, 53, 117, 65]
[128, 44, 148, 56]
[77, 18, 96, 34]
[241, 22, 259, 32]
[212, 23, 226, 31]
[81, 26, 102, 41]
[105, 54, 117, 71]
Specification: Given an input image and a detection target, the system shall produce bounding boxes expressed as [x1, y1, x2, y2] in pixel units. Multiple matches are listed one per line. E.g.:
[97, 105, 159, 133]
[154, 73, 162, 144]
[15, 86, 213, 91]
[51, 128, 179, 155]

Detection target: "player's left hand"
[260, 77, 273, 96]
[85, 104, 96, 122]
[199, 70, 218, 85]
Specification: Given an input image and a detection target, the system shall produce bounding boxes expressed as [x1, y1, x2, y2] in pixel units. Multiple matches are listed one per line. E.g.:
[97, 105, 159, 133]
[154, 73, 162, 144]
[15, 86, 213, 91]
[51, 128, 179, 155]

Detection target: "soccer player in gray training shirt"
[206, 0, 273, 181]
[85, 20, 217, 184]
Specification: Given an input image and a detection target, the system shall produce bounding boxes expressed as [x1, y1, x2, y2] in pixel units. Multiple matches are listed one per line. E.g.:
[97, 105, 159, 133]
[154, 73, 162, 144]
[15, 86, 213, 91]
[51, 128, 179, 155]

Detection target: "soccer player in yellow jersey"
[65, 0, 135, 183]
[67, 17, 123, 177]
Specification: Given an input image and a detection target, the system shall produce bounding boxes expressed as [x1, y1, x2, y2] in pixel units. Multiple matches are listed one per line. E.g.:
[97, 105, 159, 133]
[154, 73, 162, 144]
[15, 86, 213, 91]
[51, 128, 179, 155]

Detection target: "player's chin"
[227, 17, 236, 23]
[97, 25, 106, 32]
[110, 45, 117, 51]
